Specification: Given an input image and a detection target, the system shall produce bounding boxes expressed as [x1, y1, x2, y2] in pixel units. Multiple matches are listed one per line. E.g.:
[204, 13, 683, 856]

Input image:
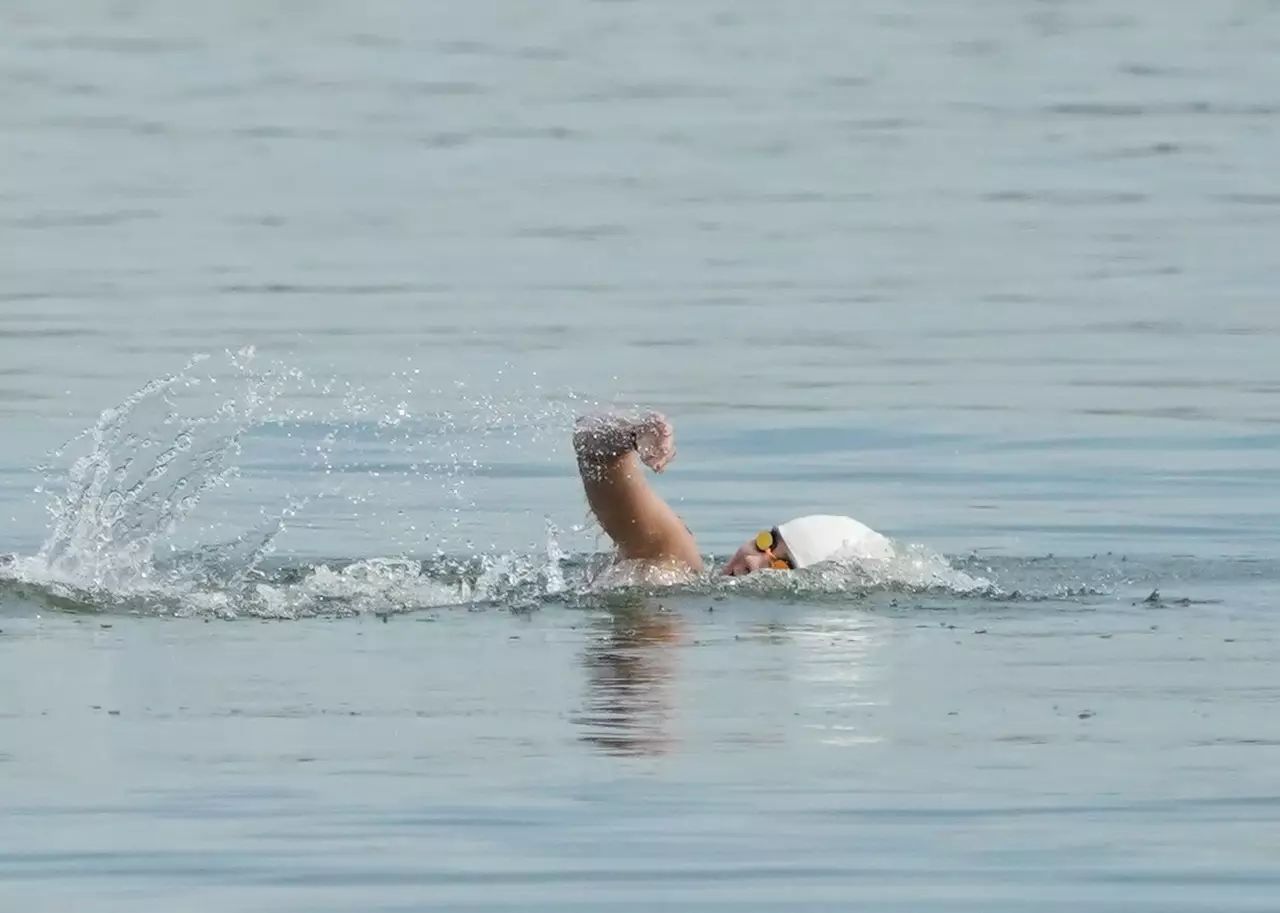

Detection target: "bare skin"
[721, 533, 793, 577]
[573, 412, 703, 572]
[573, 413, 795, 575]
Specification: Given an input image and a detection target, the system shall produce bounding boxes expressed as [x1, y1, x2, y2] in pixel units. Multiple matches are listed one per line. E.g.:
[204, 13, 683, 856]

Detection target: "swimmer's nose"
[723, 551, 763, 576]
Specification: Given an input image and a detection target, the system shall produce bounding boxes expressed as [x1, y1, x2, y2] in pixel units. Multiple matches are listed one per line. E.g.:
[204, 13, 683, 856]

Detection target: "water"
[2, 2, 1279, 909]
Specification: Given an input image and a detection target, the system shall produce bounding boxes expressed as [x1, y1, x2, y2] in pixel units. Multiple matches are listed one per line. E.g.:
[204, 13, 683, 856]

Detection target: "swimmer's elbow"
[572, 426, 596, 473]
[572, 413, 630, 471]
[571, 423, 591, 459]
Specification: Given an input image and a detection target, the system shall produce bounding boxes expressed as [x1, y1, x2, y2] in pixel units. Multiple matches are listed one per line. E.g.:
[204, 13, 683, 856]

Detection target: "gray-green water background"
[2, 2, 1278, 910]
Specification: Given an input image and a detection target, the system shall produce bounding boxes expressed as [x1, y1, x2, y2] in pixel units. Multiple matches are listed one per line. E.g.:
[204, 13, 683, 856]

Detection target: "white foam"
[715, 539, 993, 596]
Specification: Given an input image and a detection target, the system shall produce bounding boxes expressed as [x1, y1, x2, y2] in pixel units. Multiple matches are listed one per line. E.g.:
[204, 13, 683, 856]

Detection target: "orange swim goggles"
[754, 528, 792, 571]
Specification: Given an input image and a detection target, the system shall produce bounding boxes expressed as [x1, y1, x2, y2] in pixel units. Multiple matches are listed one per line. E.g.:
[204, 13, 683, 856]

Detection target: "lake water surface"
[2, 2, 1278, 910]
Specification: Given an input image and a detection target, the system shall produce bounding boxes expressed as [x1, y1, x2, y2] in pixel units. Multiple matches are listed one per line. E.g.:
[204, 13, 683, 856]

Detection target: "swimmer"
[573, 412, 894, 576]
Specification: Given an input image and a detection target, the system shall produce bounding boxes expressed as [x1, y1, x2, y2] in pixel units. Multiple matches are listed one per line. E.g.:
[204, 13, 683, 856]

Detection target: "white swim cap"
[776, 514, 894, 568]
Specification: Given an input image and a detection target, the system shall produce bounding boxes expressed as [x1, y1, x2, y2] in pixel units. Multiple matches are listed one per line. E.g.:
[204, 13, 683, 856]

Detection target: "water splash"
[0, 355, 1028, 619]
[1, 353, 591, 617]
[31, 349, 297, 595]
[790, 543, 994, 595]
[587, 540, 993, 597]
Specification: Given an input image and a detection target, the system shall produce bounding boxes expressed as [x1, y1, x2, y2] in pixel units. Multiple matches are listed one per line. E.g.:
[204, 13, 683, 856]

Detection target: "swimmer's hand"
[573, 411, 676, 474]
[635, 412, 676, 473]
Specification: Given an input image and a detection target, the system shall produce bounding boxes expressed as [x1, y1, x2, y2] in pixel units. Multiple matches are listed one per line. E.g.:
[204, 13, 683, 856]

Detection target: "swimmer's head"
[722, 527, 792, 576]
[721, 515, 892, 576]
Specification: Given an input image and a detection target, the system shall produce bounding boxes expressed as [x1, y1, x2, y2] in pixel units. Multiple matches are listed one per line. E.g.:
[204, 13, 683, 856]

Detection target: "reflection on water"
[793, 612, 889, 748]
[573, 601, 894, 757]
[575, 600, 682, 756]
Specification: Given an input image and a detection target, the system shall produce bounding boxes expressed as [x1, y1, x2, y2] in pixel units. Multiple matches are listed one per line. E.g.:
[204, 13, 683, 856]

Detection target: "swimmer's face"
[721, 535, 792, 576]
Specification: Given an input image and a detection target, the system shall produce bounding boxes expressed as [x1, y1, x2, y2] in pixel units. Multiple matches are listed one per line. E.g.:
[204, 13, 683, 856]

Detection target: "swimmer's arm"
[573, 413, 704, 572]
